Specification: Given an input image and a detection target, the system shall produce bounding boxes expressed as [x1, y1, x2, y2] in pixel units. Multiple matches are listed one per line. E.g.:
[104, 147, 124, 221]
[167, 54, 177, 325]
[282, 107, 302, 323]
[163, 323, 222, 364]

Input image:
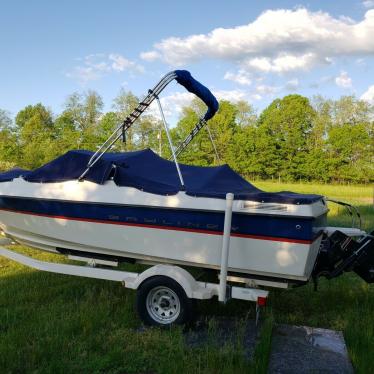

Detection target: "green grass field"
[0, 182, 373, 373]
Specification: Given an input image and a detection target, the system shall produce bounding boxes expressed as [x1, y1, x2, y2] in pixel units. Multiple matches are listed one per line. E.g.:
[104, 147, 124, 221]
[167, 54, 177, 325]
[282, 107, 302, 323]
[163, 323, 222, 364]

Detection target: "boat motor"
[313, 230, 374, 284]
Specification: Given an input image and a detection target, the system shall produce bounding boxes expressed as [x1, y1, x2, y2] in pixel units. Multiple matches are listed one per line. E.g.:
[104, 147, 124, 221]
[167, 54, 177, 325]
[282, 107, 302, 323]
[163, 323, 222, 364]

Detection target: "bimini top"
[0, 149, 322, 204]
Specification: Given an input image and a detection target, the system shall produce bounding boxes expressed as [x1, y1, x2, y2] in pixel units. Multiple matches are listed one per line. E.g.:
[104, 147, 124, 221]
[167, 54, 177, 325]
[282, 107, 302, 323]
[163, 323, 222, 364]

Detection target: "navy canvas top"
[175, 70, 219, 121]
[0, 149, 322, 204]
[0, 168, 30, 182]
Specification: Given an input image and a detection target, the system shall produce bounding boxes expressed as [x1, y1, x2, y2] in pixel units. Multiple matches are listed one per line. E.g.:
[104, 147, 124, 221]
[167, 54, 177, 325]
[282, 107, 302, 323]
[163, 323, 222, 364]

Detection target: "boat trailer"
[0, 193, 270, 326]
[0, 193, 374, 326]
[1, 192, 373, 326]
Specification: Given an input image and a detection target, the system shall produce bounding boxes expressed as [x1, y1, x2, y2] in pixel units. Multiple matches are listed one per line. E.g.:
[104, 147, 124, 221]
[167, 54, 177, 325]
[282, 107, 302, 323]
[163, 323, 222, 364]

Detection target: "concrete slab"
[268, 324, 354, 373]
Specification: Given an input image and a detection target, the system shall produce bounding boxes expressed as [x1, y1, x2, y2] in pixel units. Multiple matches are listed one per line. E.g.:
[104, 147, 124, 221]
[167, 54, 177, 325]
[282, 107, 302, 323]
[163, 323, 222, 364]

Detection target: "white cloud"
[66, 53, 143, 83]
[250, 93, 263, 101]
[65, 54, 110, 82]
[147, 92, 195, 118]
[213, 89, 249, 102]
[109, 54, 144, 73]
[254, 84, 280, 95]
[224, 70, 252, 86]
[363, 1, 374, 8]
[65, 66, 104, 83]
[140, 51, 161, 61]
[356, 58, 366, 66]
[335, 71, 352, 88]
[360, 85, 374, 103]
[214, 85, 280, 104]
[243, 53, 323, 73]
[141, 8, 374, 74]
[285, 78, 299, 91]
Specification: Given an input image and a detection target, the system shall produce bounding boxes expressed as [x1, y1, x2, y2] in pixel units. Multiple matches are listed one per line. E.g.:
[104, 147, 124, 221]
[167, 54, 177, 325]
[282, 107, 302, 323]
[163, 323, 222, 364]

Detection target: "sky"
[1, 0, 374, 123]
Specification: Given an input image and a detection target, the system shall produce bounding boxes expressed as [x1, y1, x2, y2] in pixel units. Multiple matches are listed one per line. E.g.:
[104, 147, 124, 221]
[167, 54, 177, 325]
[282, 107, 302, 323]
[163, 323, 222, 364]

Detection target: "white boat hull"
[0, 209, 322, 282]
[0, 179, 327, 282]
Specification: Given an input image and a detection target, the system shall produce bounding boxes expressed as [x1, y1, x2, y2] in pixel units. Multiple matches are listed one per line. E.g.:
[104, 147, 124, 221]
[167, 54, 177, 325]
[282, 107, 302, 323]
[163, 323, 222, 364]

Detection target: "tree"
[63, 92, 84, 128]
[15, 103, 53, 130]
[80, 90, 104, 150]
[0, 109, 12, 131]
[230, 124, 260, 177]
[14, 104, 55, 168]
[53, 111, 81, 154]
[208, 100, 238, 167]
[62, 91, 104, 150]
[83, 90, 104, 130]
[112, 89, 139, 150]
[133, 115, 160, 151]
[97, 112, 118, 145]
[235, 100, 257, 127]
[170, 99, 238, 167]
[256, 95, 316, 180]
[310, 96, 332, 148]
[226, 101, 258, 176]
[0, 109, 18, 171]
[171, 106, 212, 165]
[0, 91, 372, 183]
[326, 123, 373, 182]
[331, 96, 373, 126]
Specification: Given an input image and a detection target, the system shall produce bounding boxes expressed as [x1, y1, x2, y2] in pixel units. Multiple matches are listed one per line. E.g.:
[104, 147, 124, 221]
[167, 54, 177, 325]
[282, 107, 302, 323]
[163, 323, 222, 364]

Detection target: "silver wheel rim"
[146, 286, 181, 324]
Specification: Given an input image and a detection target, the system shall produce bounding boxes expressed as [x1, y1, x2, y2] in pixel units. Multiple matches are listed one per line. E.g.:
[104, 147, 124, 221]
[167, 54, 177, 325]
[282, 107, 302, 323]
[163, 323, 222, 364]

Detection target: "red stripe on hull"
[0, 207, 314, 245]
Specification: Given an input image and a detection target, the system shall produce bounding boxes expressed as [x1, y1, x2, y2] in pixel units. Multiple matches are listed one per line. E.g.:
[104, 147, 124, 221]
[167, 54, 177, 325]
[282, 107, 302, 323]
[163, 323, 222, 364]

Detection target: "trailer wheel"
[136, 276, 193, 327]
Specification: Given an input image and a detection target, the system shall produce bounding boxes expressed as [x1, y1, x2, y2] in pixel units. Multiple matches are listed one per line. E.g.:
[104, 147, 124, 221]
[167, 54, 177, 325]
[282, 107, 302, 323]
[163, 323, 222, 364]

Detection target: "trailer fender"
[125, 264, 212, 299]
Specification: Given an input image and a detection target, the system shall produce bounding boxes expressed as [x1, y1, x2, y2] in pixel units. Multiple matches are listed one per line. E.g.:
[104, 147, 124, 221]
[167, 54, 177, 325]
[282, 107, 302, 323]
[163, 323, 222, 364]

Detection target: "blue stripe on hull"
[0, 196, 319, 241]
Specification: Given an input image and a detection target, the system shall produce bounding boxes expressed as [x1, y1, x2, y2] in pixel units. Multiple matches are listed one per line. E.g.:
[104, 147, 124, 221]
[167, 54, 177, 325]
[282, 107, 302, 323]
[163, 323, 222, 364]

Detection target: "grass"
[0, 182, 373, 373]
[255, 181, 373, 231]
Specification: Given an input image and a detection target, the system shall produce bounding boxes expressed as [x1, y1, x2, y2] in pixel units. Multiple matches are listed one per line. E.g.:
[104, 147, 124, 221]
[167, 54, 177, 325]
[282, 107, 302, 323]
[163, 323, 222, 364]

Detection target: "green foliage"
[60, 91, 104, 151]
[0, 109, 12, 131]
[53, 111, 81, 154]
[14, 104, 55, 168]
[0, 109, 18, 171]
[326, 123, 373, 182]
[331, 95, 373, 126]
[235, 100, 257, 127]
[256, 95, 316, 180]
[172, 105, 215, 166]
[98, 111, 118, 144]
[0, 92, 373, 183]
[112, 89, 139, 150]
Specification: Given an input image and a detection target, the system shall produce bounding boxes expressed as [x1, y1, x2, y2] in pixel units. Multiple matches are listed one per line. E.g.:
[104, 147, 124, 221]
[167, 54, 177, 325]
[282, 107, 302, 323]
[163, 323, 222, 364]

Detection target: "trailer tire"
[136, 276, 193, 327]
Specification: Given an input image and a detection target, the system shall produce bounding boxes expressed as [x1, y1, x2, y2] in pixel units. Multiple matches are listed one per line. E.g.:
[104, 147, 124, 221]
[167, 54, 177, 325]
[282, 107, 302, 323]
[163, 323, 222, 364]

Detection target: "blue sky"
[1, 0, 374, 122]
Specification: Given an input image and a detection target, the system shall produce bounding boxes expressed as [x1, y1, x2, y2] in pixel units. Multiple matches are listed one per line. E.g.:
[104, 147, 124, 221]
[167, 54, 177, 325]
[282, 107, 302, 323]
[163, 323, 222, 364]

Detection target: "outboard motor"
[313, 230, 374, 283]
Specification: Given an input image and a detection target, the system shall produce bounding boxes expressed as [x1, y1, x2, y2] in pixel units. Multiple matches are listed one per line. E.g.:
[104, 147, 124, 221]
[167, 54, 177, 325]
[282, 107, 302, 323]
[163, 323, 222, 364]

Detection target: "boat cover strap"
[0, 149, 322, 204]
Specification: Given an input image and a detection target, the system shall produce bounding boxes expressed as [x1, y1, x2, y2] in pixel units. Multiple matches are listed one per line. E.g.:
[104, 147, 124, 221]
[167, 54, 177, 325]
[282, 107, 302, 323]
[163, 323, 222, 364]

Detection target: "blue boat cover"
[0, 149, 322, 204]
[175, 70, 219, 121]
[0, 168, 30, 182]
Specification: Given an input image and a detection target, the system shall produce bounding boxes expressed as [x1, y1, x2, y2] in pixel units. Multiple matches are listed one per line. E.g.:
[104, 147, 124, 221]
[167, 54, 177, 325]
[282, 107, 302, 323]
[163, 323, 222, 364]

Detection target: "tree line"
[0, 90, 373, 183]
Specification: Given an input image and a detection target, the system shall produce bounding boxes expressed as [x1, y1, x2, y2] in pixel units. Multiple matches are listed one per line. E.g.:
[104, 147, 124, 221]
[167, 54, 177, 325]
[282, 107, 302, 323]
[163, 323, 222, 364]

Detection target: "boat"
[0, 70, 373, 299]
